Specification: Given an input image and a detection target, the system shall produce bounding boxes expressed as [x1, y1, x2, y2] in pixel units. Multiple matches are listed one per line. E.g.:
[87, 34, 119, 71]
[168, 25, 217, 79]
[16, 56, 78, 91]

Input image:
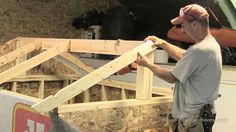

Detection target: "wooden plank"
[11, 82, 17, 92]
[121, 88, 127, 99]
[68, 79, 75, 104]
[42, 39, 142, 55]
[58, 96, 172, 113]
[0, 40, 41, 67]
[32, 40, 155, 112]
[11, 38, 142, 55]
[101, 85, 108, 101]
[38, 80, 45, 99]
[70, 39, 142, 55]
[59, 52, 94, 73]
[62, 80, 70, 104]
[0, 40, 69, 84]
[83, 90, 90, 103]
[136, 52, 154, 99]
[9, 74, 74, 82]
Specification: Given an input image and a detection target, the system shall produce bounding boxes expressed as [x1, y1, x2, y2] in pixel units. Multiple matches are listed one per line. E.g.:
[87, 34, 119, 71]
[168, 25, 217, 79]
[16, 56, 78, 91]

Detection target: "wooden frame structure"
[0, 37, 172, 113]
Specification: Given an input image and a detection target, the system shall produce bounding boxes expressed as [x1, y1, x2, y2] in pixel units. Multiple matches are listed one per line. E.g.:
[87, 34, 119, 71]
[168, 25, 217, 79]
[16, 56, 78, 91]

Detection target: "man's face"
[180, 20, 195, 39]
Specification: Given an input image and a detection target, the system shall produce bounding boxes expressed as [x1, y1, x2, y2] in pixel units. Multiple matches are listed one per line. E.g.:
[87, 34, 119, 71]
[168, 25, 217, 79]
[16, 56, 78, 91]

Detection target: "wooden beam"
[68, 79, 75, 104]
[12, 38, 142, 55]
[42, 39, 142, 55]
[136, 52, 154, 99]
[9, 74, 74, 82]
[59, 52, 94, 73]
[32, 40, 155, 112]
[101, 85, 108, 101]
[58, 96, 172, 113]
[121, 88, 127, 99]
[0, 40, 69, 84]
[83, 90, 90, 103]
[0, 40, 41, 67]
[38, 80, 45, 99]
[11, 82, 17, 92]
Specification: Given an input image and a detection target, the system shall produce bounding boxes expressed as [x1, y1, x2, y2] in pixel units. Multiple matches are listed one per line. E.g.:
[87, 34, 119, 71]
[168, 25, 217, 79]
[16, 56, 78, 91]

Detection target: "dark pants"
[168, 112, 216, 132]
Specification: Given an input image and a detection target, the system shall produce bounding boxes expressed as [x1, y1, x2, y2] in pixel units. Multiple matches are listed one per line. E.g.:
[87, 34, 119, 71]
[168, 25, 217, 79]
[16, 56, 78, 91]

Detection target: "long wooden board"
[14, 37, 142, 55]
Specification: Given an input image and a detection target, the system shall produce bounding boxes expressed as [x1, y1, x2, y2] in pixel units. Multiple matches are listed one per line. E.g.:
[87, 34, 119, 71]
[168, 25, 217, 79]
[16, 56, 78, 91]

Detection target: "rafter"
[0, 40, 41, 67]
[0, 40, 69, 84]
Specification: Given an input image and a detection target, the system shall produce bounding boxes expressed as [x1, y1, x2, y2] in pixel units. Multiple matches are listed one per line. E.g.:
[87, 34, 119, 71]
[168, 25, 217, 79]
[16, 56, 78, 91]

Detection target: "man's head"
[171, 4, 209, 26]
[171, 4, 210, 42]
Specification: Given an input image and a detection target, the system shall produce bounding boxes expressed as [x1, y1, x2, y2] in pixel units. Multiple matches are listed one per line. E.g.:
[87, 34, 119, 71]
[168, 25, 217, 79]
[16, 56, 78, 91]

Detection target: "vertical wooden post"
[136, 51, 154, 99]
[121, 88, 127, 99]
[101, 85, 108, 101]
[63, 80, 69, 104]
[38, 80, 45, 99]
[83, 90, 90, 103]
[11, 82, 17, 92]
[68, 79, 75, 104]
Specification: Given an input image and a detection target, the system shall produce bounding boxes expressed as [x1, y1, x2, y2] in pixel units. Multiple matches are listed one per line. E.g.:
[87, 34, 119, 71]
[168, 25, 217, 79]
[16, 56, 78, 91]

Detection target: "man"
[136, 4, 222, 132]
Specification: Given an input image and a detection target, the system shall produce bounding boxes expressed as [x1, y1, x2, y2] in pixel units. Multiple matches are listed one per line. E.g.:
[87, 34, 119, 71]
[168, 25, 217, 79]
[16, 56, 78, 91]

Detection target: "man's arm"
[160, 41, 186, 61]
[147, 63, 177, 84]
[136, 53, 177, 84]
[145, 36, 186, 61]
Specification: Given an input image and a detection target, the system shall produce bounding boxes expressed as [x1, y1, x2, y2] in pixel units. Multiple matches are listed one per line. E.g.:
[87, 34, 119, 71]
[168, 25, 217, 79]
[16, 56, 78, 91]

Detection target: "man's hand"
[145, 36, 166, 48]
[136, 52, 150, 68]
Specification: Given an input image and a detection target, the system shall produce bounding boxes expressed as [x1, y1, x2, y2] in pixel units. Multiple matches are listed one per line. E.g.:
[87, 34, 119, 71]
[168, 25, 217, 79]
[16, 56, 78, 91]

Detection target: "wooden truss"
[0, 37, 172, 113]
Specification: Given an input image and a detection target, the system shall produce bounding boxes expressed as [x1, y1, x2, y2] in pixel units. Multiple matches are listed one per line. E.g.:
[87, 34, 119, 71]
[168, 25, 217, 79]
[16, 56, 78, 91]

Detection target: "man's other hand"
[144, 35, 166, 47]
[136, 52, 150, 68]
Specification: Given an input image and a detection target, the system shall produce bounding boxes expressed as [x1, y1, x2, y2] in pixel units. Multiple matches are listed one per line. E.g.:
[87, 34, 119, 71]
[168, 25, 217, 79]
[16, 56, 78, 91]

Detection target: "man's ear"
[192, 21, 198, 29]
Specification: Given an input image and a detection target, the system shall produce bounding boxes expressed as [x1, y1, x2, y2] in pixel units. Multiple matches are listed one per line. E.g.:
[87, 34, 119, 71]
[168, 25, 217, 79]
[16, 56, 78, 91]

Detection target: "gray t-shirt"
[171, 37, 222, 119]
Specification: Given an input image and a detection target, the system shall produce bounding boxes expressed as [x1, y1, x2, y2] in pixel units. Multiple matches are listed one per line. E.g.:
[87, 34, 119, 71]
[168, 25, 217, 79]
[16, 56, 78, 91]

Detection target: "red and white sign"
[12, 103, 52, 132]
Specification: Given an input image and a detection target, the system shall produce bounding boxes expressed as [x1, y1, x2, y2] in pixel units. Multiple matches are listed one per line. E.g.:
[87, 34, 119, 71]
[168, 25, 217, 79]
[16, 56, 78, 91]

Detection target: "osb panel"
[44, 81, 63, 98]
[90, 85, 102, 102]
[16, 82, 40, 98]
[107, 86, 122, 100]
[60, 103, 172, 132]
[14, 81, 63, 98]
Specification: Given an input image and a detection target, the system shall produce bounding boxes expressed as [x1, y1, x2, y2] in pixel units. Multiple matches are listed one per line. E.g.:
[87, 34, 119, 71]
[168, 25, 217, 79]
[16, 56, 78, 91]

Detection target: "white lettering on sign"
[24, 119, 45, 132]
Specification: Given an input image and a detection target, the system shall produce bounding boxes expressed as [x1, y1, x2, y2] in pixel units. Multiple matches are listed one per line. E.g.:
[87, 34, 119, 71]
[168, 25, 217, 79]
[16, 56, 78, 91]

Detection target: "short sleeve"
[171, 48, 206, 83]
